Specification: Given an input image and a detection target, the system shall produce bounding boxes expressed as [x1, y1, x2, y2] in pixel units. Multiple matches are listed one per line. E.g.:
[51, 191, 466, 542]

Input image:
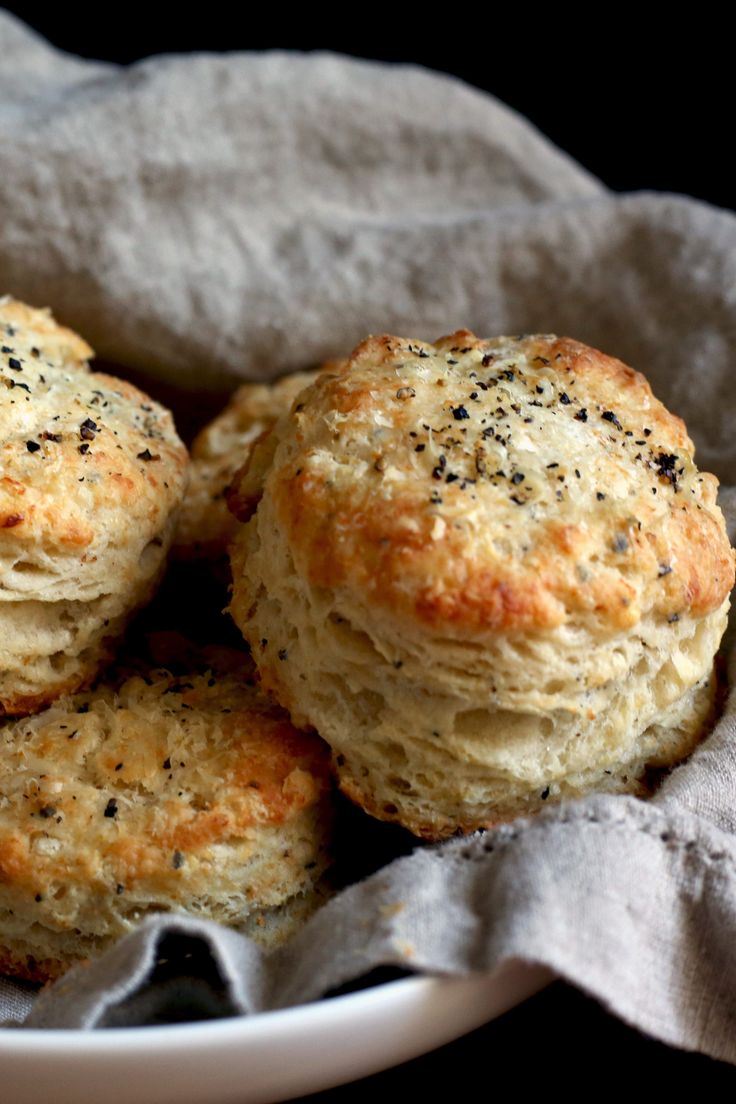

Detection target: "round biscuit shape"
[0, 665, 333, 982]
[229, 331, 735, 838]
[0, 298, 188, 713]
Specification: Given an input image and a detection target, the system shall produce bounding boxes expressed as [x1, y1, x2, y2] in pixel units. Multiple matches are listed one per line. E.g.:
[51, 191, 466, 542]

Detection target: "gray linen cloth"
[2, 11, 736, 1060]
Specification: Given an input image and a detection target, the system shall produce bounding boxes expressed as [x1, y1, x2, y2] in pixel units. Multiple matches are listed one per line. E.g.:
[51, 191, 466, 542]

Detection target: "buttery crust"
[0, 298, 93, 372]
[174, 370, 320, 559]
[0, 663, 333, 982]
[0, 297, 188, 713]
[229, 331, 735, 838]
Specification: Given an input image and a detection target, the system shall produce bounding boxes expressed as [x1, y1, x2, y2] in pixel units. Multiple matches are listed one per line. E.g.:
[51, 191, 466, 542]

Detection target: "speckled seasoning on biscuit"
[0, 297, 188, 714]
[0, 663, 333, 982]
[228, 330, 735, 839]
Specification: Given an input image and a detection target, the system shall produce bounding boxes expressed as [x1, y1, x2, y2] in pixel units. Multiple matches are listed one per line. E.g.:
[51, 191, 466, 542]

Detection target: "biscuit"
[0, 297, 188, 714]
[174, 370, 320, 559]
[229, 331, 735, 839]
[0, 298, 93, 372]
[0, 662, 333, 982]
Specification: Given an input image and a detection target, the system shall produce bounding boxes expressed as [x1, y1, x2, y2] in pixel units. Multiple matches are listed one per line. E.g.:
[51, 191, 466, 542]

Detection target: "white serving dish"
[0, 962, 553, 1104]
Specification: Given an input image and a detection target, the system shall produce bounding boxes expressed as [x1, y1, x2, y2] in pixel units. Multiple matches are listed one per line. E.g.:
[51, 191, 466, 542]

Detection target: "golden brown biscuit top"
[238, 331, 734, 636]
[0, 670, 331, 896]
[0, 298, 187, 594]
[0, 298, 93, 372]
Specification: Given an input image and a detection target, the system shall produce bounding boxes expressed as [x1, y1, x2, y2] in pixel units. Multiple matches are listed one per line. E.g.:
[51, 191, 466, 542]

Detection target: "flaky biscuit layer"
[174, 370, 319, 559]
[0, 298, 188, 712]
[229, 331, 734, 837]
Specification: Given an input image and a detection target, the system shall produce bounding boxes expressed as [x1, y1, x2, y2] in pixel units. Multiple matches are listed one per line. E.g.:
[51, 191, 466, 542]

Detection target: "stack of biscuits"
[0, 300, 333, 982]
[0, 299, 733, 982]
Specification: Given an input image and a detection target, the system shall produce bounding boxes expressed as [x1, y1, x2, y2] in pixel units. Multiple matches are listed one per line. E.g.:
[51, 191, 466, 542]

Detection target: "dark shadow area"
[298, 981, 736, 1099]
[100, 933, 235, 1027]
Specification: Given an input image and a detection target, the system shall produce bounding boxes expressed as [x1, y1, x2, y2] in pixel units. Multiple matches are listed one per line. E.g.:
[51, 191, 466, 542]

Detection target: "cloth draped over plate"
[2, 11, 736, 1062]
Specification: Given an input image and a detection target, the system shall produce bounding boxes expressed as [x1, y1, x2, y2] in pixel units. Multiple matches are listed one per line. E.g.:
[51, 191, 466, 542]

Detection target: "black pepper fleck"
[655, 452, 679, 485]
[601, 410, 623, 431]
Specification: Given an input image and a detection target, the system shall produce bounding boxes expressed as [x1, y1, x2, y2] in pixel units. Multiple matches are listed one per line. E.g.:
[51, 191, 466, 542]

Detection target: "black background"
[3, 5, 734, 212]
[3, 6, 734, 1095]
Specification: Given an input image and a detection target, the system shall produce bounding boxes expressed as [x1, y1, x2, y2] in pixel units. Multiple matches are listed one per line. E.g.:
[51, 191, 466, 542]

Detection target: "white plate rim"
[0, 965, 554, 1104]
